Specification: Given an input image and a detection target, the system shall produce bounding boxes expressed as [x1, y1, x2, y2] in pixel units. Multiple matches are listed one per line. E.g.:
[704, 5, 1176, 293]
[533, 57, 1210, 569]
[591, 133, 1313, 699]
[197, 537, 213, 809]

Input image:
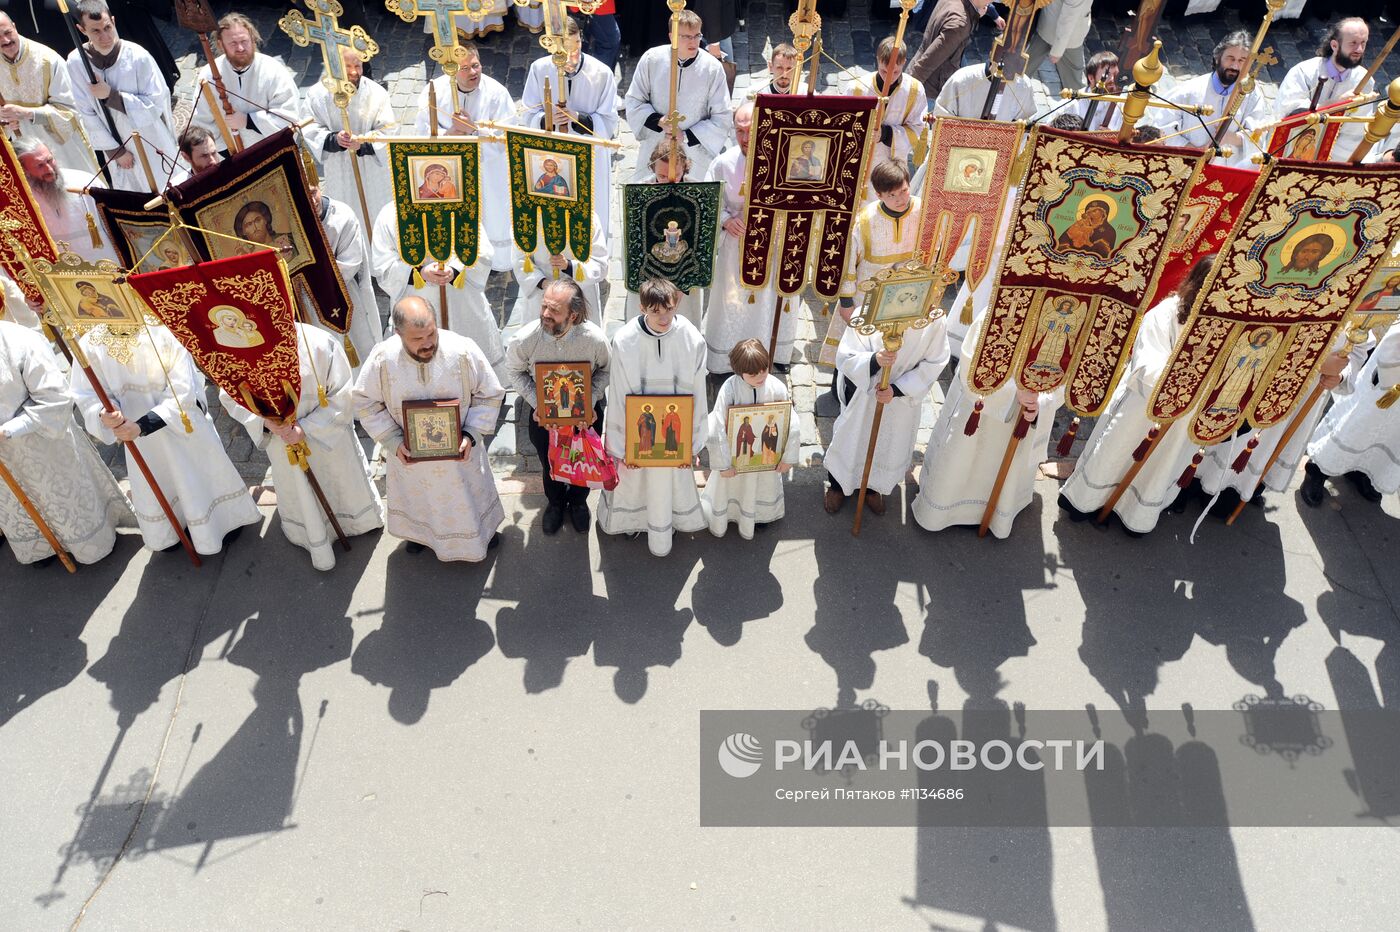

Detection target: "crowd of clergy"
[1, 2, 1398, 572]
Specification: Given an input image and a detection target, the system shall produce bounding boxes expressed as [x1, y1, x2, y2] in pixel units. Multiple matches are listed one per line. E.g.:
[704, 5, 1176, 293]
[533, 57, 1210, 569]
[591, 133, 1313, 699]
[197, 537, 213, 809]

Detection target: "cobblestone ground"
[99, 3, 1384, 490]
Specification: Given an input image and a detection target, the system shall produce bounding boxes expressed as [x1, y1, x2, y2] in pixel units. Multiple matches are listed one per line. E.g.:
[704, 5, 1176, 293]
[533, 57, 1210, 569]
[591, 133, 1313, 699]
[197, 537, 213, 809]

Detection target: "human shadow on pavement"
[690, 526, 782, 646]
[352, 545, 497, 724]
[1083, 706, 1254, 932]
[591, 529, 699, 703]
[0, 534, 140, 729]
[493, 523, 602, 694]
[1298, 496, 1400, 644]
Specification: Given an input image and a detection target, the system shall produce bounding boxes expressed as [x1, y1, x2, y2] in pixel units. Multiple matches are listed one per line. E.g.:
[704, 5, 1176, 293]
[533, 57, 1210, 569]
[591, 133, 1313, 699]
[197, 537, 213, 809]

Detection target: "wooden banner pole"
[0, 456, 76, 572]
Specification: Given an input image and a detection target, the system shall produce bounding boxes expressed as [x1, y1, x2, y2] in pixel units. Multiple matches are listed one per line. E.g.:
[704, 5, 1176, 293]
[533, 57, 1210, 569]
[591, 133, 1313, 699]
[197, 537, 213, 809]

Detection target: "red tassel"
[964, 399, 983, 436]
[1231, 435, 1260, 473]
[1054, 417, 1081, 457]
[1177, 451, 1204, 488]
[1132, 427, 1159, 462]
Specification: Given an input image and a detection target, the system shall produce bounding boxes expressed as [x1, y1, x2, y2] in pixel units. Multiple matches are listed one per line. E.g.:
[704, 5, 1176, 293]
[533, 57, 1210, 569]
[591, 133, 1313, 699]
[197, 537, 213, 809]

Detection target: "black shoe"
[570, 502, 591, 533]
[1300, 462, 1327, 508]
[487, 532, 501, 550]
[1348, 471, 1384, 503]
[223, 524, 245, 546]
[1057, 493, 1092, 522]
[773, 362, 791, 375]
[405, 541, 427, 554]
[542, 504, 565, 535]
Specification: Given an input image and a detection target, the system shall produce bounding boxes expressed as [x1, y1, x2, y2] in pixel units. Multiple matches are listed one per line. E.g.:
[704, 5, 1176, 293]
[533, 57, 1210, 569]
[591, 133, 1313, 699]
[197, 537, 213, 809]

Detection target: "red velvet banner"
[1149, 158, 1400, 445]
[0, 135, 59, 304]
[741, 93, 878, 298]
[127, 251, 301, 420]
[1147, 162, 1258, 308]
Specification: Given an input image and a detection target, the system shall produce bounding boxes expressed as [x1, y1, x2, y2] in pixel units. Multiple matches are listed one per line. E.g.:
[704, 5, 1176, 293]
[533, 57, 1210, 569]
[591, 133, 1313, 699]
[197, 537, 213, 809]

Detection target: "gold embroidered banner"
[968, 127, 1207, 416]
[915, 117, 1023, 281]
[741, 93, 878, 298]
[1148, 159, 1400, 446]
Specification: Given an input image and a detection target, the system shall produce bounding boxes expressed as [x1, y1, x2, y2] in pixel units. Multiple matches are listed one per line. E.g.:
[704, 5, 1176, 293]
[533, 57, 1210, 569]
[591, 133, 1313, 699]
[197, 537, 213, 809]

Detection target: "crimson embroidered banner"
[1148, 162, 1257, 308]
[741, 93, 878, 298]
[93, 128, 353, 334]
[1263, 98, 1348, 162]
[968, 127, 1207, 416]
[0, 134, 58, 304]
[127, 250, 301, 420]
[1148, 158, 1400, 446]
[915, 117, 1023, 283]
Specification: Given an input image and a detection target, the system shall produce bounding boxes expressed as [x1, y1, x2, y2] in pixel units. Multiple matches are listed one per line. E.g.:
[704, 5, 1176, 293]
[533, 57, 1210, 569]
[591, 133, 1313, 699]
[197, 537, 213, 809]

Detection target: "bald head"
[393, 296, 439, 362]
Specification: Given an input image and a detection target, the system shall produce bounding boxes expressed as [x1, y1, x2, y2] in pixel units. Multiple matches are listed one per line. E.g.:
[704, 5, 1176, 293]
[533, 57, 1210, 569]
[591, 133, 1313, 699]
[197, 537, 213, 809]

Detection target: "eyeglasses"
[678, 32, 702, 40]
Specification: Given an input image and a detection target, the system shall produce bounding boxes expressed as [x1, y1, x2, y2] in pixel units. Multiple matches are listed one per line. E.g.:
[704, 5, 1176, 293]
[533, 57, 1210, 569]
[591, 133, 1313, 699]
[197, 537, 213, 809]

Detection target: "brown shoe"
[864, 491, 885, 515]
[823, 487, 845, 514]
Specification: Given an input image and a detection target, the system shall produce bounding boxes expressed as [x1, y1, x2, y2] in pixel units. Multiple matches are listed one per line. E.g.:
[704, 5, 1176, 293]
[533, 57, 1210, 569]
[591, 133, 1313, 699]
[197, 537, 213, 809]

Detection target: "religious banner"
[506, 129, 595, 260]
[915, 117, 1023, 282]
[0, 134, 58, 304]
[621, 181, 721, 293]
[1262, 98, 1349, 162]
[1147, 161, 1257, 307]
[127, 250, 302, 420]
[741, 93, 879, 298]
[1148, 158, 1400, 446]
[387, 139, 482, 267]
[92, 129, 354, 335]
[968, 127, 1207, 416]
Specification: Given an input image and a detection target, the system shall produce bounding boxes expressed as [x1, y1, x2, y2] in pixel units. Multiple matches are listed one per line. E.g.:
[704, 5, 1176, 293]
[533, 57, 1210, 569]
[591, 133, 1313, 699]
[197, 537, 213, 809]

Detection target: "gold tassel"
[959, 293, 974, 326]
[1380, 384, 1400, 409]
[412, 267, 425, 289]
[454, 268, 465, 289]
[747, 291, 755, 304]
[318, 384, 328, 407]
[573, 263, 584, 282]
[87, 214, 102, 249]
[523, 255, 534, 274]
[181, 410, 193, 433]
[343, 335, 359, 367]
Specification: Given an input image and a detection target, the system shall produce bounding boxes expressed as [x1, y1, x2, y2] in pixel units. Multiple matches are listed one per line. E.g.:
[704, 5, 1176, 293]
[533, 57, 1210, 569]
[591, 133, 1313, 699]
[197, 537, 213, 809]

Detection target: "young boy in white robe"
[851, 36, 927, 180]
[1058, 257, 1215, 535]
[1300, 322, 1400, 507]
[702, 339, 799, 539]
[622, 141, 704, 327]
[598, 278, 708, 557]
[70, 324, 262, 555]
[219, 324, 383, 571]
[0, 319, 131, 566]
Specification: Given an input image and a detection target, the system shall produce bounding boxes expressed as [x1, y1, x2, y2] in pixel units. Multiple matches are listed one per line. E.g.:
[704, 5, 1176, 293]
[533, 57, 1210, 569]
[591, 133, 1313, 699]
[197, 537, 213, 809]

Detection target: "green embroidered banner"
[506, 130, 594, 260]
[387, 139, 481, 267]
[622, 181, 721, 293]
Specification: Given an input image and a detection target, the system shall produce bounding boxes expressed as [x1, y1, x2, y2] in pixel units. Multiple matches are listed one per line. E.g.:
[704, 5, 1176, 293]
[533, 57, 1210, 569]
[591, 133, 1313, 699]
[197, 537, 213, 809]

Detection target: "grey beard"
[30, 176, 71, 214]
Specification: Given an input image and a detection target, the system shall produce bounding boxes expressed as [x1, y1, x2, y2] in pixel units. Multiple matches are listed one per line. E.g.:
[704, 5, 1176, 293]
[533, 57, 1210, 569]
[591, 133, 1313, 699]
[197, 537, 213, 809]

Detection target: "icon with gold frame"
[403, 398, 463, 461]
[850, 262, 952, 337]
[30, 253, 145, 333]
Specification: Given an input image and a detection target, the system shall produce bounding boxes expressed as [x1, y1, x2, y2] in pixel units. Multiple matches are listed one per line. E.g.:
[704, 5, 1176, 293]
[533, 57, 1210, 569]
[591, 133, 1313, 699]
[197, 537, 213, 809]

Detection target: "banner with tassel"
[127, 250, 302, 420]
[387, 139, 482, 269]
[0, 133, 59, 303]
[1148, 157, 1400, 447]
[506, 129, 595, 261]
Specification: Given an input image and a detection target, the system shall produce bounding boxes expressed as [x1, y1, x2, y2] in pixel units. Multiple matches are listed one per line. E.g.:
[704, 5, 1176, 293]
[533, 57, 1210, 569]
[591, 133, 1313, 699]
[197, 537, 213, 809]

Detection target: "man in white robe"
[911, 276, 1059, 538]
[823, 160, 923, 371]
[822, 300, 949, 516]
[510, 209, 608, 331]
[1300, 323, 1400, 506]
[70, 324, 262, 554]
[851, 36, 928, 176]
[66, 0, 181, 193]
[371, 201, 501, 376]
[933, 62, 1037, 121]
[519, 17, 620, 235]
[312, 182, 381, 369]
[702, 103, 794, 373]
[15, 137, 118, 264]
[624, 9, 733, 183]
[1068, 51, 1123, 133]
[757, 43, 798, 96]
[178, 125, 221, 178]
[303, 48, 396, 241]
[1150, 31, 1265, 166]
[1, 276, 44, 331]
[352, 296, 504, 561]
[598, 278, 708, 557]
[415, 43, 515, 271]
[219, 323, 383, 570]
[0, 16, 98, 175]
[0, 319, 131, 565]
[1058, 260, 1214, 534]
[1275, 18, 1372, 159]
[191, 14, 301, 153]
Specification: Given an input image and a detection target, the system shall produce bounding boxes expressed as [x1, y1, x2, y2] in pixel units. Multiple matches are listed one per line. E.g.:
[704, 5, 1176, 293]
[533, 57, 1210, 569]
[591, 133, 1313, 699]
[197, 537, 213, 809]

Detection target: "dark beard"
[407, 345, 437, 362]
[1214, 65, 1240, 87]
[1335, 50, 1364, 70]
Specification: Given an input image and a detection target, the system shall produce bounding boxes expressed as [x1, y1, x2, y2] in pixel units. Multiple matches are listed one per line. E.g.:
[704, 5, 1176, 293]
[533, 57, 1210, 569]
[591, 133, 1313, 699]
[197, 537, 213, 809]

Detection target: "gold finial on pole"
[1118, 40, 1164, 143]
[1349, 78, 1400, 163]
